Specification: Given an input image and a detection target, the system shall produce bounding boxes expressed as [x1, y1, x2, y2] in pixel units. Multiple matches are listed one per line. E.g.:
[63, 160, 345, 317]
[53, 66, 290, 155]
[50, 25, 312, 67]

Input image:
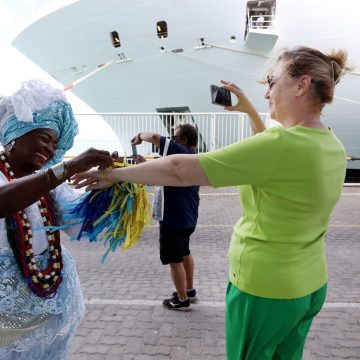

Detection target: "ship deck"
[65, 185, 360, 360]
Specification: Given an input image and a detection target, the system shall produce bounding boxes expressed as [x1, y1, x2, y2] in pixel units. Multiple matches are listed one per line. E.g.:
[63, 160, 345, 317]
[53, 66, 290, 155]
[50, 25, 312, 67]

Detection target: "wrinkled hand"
[220, 80, 257, 114]
[66, 148, 113, 175]
[71, 169, 114, 191]
[133, 155, 146, 164]
[131, 133, 142, 145]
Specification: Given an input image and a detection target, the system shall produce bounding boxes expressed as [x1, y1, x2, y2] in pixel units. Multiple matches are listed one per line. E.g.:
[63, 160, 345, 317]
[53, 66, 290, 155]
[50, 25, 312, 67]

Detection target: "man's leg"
[160, 223, 191, 311]
[169, 262, 187, 300]
[183, 253, 194, 290]
[160, 223, 187, 299]
[163, 262, 191, 311]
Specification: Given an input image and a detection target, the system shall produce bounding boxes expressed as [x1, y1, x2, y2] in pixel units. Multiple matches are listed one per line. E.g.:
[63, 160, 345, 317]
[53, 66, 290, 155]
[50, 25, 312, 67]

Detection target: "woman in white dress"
[0, 79, 113, 359]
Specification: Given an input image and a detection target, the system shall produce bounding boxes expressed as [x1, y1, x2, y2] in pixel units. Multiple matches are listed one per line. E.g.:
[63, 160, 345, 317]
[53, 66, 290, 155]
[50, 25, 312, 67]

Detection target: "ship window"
[110, 31, 121, 48]
[157, 21, 168, 38]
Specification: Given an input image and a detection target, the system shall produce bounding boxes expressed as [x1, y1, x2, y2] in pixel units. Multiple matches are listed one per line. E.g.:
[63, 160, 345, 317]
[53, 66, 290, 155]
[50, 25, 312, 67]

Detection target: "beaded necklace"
[0, 152, 63, 297]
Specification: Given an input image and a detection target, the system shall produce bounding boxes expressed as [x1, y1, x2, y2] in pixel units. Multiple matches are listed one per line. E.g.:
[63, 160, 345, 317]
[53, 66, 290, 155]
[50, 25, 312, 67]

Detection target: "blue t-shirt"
[159, 136, 200, 229]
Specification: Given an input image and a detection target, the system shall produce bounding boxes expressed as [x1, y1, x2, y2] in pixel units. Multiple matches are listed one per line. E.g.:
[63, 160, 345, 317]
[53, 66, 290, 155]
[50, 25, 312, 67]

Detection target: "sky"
[0, 0, 121, 154]
[0, 1, 72, 96]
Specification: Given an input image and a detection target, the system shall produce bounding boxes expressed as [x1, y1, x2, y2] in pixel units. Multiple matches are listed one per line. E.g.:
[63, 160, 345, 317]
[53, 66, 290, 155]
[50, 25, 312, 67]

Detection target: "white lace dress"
[0, 174, 85, 360]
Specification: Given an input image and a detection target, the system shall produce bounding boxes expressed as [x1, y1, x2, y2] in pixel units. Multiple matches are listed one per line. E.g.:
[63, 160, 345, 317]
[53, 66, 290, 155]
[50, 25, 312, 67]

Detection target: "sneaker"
[172, 289, 197, 303]
[162, 296, 192, 311]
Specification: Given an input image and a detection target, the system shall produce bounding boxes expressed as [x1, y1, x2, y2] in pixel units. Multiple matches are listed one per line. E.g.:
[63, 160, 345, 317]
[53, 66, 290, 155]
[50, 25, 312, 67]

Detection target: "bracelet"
[138, 133, 142, 141]
[101, 168, 112, 182]
[50, 161, 69, 181]
[44, 168, 52, 186]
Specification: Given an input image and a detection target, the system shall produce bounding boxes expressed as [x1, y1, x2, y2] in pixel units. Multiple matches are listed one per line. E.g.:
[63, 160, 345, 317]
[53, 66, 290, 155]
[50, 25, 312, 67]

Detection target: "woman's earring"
[8, 140, 16, 152]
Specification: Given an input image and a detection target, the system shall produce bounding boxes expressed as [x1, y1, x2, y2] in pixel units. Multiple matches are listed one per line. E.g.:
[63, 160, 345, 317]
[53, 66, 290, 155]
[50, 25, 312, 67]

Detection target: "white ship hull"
[12, 0, 360, 169]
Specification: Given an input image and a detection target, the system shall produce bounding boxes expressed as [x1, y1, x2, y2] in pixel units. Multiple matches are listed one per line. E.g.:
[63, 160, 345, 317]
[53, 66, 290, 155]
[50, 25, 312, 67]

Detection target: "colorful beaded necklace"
[0, 152, 63, 298]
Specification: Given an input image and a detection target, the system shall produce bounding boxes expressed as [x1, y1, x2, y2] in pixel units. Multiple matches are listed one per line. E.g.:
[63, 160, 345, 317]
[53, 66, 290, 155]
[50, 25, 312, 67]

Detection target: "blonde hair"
[276, 46, 353, 105]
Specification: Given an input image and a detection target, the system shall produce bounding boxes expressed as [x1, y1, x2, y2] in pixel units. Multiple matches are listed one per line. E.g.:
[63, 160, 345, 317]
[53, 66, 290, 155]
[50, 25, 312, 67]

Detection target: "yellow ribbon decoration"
[92, 159, 152, 255]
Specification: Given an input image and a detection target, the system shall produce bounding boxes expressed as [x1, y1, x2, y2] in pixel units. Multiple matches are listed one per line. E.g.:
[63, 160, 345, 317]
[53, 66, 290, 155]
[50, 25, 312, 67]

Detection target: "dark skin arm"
[0, 148, 113, 218]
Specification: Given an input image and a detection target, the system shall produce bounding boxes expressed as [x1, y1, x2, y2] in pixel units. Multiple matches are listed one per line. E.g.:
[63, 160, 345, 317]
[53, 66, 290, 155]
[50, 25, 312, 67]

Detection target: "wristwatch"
[50, 161, 68, 181]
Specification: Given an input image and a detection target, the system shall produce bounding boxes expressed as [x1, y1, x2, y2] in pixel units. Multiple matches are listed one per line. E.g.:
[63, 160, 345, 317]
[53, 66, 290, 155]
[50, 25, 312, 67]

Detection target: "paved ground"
[66, 185, 360, 360]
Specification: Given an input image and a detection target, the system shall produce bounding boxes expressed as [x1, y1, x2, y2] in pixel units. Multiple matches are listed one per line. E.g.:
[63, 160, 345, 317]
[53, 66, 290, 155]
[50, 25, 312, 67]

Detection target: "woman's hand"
[220, 80, 257, 115]
[66, 148, 114, 175]
[71, 169, 114, 191]
[221, 80, 266, 134]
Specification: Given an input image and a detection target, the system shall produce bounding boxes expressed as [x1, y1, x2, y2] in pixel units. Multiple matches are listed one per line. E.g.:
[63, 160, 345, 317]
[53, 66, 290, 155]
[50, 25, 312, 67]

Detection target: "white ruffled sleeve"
[51, 182, 85, 240]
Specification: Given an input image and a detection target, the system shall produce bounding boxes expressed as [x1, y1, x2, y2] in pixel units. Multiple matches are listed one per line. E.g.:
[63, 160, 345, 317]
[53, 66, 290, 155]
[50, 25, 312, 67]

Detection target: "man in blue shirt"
[131, 124, 200, 311]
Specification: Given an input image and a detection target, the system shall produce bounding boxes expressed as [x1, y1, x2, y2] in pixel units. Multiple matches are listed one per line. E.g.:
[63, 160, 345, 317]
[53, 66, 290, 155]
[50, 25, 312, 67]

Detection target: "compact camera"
[210, 85, 232, 106]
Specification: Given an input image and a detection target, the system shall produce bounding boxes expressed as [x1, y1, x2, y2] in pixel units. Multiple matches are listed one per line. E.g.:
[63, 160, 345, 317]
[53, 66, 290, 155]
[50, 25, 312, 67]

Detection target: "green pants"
[226, 282, 327, 360]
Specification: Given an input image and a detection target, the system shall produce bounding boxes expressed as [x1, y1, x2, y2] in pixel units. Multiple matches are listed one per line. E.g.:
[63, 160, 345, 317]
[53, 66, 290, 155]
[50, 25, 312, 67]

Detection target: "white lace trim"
[0, 248, 85, 359]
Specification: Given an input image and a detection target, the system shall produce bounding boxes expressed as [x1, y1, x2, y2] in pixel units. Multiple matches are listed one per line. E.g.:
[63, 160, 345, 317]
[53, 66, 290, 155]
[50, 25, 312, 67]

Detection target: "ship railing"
[69, 112, 277, 157]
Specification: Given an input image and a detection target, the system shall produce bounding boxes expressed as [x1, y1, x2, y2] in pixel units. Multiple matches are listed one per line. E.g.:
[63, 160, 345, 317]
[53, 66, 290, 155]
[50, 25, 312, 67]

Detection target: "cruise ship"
[12, 0, 360, 171]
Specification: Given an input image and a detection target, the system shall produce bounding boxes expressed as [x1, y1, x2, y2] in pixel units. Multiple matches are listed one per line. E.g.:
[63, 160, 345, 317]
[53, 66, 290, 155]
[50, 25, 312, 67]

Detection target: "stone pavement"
[65, 186, 360, 360]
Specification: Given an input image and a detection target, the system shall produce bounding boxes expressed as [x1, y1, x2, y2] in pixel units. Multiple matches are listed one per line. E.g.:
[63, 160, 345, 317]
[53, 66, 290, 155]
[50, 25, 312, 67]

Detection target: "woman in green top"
[72, 46, 351, 359]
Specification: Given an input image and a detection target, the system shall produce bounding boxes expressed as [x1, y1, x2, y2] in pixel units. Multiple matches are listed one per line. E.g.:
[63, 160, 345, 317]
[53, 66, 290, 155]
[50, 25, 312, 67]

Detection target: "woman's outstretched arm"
[72, 154, 211, 190]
